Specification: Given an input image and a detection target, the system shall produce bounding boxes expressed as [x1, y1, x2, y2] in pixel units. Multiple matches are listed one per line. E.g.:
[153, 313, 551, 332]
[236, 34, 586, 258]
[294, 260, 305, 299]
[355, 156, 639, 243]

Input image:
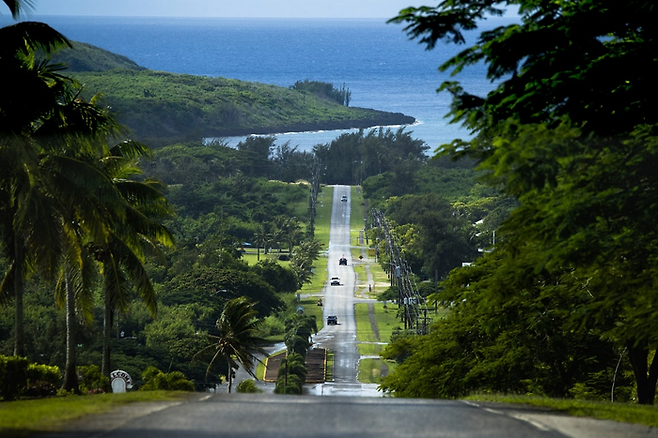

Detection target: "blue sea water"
[2, 15, 514, 152]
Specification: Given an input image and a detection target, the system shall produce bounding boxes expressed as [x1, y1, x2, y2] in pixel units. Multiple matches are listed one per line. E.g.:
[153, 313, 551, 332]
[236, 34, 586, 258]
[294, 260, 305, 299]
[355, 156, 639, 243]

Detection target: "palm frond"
[101, 252, 132, 314]
[0, 21, 70, 56]
[0, 262, 14, 305]
[2, 0, 34, 19]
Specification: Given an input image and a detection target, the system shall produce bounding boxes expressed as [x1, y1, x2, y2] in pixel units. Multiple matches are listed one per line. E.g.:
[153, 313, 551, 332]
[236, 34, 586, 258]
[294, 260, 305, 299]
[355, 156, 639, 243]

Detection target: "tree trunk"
[61, 271, 80, 393]
[227, 362, 233, 393]
[13, 238, 25, 357]
[102, 291, 112, 377]
[627, 345, 658, 405]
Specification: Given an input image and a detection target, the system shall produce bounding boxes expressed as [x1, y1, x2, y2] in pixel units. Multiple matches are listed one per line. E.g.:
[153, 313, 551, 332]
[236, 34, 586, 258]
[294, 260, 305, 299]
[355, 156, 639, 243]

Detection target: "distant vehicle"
[339, 256, 347, 265]
[330, 277, 340, 286]
[341, 195, 348, 202]
[326, 315, 338, 325]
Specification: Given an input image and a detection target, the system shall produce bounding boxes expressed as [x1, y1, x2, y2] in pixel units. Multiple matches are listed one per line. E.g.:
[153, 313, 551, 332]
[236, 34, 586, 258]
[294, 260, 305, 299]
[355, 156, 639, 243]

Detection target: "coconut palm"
[90, 141, 174, 377]
[2, 0, 32, 17]
[44, 96, 130, 392]
[195, 297, 267, 393]
[0, 6, 74, 357]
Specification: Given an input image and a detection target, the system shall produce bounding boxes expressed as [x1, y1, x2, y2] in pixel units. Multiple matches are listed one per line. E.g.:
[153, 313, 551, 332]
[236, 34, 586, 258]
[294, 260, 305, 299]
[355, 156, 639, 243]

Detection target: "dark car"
[339, 256, 347, 265]
[326, 315, 338, 325]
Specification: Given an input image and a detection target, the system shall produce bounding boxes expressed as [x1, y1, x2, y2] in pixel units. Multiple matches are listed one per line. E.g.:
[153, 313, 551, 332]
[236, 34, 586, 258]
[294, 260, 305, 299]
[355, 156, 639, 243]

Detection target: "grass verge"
[326, 350, 335, 382]
[313, 186, 333, 248]
[0, 391, 189, 437]
[464, 394, 658, 427]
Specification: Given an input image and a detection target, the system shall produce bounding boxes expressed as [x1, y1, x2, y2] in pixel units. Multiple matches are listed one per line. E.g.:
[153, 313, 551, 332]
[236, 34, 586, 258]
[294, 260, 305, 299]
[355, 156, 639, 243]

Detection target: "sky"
[26, 0, 428, 19]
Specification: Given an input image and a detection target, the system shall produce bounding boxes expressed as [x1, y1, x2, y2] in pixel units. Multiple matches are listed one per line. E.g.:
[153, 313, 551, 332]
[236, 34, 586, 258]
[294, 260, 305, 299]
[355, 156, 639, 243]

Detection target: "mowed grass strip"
[354, 303, 378, 342]
[0, 391, 187, 437]
[313, 186, 333, 248]
[354, 302, 402, 348]
[299, 185, 333, 295]
[358, 343, 383, 356]
[358, 358, 385, 384]
[464, 394, 658, 428]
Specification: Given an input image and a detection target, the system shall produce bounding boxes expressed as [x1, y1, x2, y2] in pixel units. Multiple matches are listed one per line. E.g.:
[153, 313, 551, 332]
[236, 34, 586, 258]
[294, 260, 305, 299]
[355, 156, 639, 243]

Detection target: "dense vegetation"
[377, 0, 658, 405]
[48, 42, 414, 147]
[50, 41, 146, 72]
[290, 79, 351, 107]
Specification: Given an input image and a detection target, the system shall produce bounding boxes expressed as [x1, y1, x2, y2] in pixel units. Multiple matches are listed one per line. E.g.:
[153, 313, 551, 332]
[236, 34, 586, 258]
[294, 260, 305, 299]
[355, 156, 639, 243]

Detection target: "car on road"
[330, 276, 340, 286]
[339, 256, 347, 265]
[341, 195, 348, 202]
[326, 315, 338, 325]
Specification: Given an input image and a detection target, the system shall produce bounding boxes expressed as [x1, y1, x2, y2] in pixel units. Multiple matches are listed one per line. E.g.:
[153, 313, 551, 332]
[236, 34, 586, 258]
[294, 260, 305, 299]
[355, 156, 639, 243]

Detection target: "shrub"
[141, 366, 194, 391]
[0, 355, 29, 401]
[78, 365, 110, 394]
[236, 379, 262, 393]
[27, 363, 61, 386]
[24, 363, 61, 398]
[259, 315, 286, 337]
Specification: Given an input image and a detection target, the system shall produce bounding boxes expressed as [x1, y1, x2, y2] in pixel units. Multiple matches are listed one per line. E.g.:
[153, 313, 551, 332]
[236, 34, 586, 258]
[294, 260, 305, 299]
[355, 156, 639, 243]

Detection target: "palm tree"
[0, 4, 74, 358]
[252, 224, 271, 261]
[90, 141, 174, 377]
[47, 103, 173, 391]
[195, 297, 267, 393]
[44, 98, 130, 392]
[2, 0, 32, 17]
[284, 314, 317, 357]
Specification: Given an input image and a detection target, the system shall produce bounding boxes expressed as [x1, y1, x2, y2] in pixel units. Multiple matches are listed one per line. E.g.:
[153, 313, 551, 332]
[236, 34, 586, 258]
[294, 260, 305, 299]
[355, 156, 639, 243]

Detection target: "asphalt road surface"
[42, 185, 658, 438]
[307, 184, 379, 397]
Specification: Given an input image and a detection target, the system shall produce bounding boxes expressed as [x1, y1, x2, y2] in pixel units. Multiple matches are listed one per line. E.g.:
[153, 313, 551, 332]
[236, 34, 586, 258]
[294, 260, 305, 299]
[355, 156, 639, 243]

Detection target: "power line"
[371, 209, 430, 335]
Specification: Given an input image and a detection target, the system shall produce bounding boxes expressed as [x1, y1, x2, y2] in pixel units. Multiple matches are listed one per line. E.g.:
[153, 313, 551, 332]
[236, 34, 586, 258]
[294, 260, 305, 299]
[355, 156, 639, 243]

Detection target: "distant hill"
[52, 41, 146, 72]
[53, 42, 415, 147]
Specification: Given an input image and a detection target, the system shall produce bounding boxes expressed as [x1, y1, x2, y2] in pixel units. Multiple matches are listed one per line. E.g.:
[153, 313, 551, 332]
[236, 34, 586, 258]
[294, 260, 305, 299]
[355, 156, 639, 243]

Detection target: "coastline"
[209, 120, 423, 152]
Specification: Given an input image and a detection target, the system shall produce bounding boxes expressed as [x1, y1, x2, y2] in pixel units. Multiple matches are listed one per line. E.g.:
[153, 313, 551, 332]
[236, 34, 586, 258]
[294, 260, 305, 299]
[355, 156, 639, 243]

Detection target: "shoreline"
[207, 120, 424, 152]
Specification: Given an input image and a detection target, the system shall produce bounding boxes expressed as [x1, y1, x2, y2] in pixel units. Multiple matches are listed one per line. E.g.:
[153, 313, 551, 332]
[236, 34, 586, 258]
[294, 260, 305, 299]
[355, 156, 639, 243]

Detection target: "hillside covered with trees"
[50, 42, 414, 147]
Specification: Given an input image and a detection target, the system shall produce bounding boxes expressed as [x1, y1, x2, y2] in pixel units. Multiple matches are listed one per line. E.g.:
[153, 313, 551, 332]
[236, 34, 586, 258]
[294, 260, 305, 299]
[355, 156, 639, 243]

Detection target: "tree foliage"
[385, 0, 658, 403]
[315, 127, 429, 185]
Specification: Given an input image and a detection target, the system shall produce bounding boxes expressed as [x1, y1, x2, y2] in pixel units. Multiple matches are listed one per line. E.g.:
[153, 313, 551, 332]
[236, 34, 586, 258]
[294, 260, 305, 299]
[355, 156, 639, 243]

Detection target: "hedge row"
[0, 355, 61, 401]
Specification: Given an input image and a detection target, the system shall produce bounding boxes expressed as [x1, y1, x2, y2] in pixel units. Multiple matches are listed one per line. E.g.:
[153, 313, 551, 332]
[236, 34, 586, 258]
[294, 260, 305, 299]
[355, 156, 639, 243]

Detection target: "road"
[43, 185, 658, 438]
[306, 184, 380, 396]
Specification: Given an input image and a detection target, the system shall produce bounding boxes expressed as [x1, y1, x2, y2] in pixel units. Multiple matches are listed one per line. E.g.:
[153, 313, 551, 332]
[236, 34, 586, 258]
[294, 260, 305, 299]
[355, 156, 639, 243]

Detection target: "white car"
[341, 195, 348, 202]
[330, 277, 340, 286]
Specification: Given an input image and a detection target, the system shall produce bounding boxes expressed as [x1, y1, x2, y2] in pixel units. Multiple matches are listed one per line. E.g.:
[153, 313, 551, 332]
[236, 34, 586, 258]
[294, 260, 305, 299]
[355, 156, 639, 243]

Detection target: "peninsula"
[55, 42, 415, 146]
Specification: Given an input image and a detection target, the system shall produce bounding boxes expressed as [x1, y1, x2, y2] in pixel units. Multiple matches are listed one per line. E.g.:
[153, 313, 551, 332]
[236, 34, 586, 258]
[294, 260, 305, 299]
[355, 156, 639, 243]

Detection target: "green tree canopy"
[389, 0, 658, 403]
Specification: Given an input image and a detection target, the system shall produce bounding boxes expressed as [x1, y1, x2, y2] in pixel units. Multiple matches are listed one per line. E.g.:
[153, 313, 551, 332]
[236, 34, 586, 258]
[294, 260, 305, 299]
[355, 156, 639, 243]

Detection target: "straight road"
[307, 184, 379, 396]
[42, 185, 658, 438]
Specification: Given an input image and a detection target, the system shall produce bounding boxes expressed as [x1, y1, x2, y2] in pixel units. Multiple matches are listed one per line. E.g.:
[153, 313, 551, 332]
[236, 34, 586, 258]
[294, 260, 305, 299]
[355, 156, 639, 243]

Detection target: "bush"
[0, 355, 29, 401]
[236, 379, 263, 393]
[78, 365, 110, 394]
[27, 363, 61, 385]
[23, 363, 61, 397]
[259, 315, 286, 337]
[141, 366, 194, 391]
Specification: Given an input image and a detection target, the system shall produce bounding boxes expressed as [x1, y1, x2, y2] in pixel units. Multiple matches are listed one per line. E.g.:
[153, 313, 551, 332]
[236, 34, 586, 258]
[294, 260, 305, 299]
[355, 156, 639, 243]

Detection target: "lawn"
[0, 391, 189, 437]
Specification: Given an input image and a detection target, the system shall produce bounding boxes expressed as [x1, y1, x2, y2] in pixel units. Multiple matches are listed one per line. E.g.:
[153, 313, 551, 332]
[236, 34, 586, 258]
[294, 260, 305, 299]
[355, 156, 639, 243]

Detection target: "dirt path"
[367, 303, 380, 341]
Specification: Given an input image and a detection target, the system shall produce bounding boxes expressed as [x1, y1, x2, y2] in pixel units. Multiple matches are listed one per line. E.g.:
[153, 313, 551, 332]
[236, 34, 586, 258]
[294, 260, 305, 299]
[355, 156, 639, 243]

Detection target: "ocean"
[2, 15, 514, 153]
